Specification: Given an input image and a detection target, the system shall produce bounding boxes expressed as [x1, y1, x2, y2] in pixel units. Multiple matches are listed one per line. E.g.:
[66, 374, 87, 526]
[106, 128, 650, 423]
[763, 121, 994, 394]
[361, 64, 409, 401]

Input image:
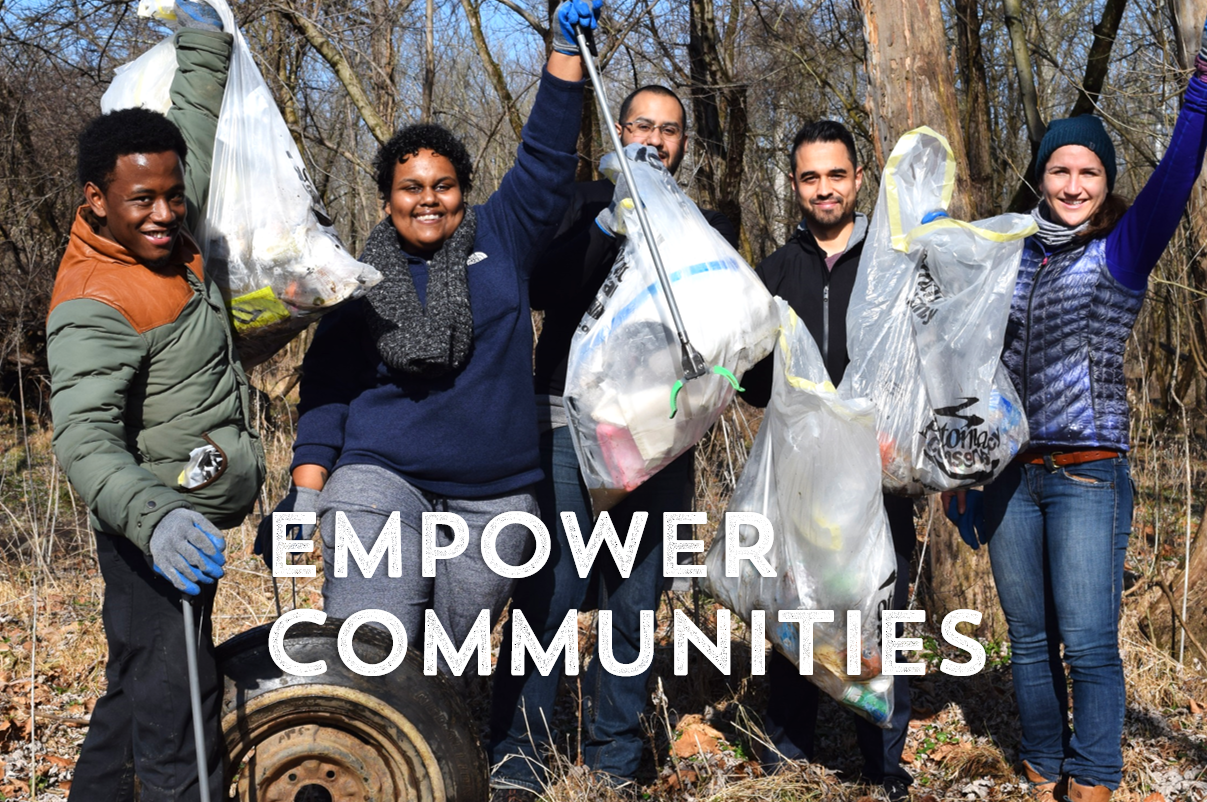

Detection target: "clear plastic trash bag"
[563, 145, 778, 513]
[841, 127, 1035, 495]
[702, 299, 898, 726]
[101, 38, 177, 115]
[100, 0, 381, 368]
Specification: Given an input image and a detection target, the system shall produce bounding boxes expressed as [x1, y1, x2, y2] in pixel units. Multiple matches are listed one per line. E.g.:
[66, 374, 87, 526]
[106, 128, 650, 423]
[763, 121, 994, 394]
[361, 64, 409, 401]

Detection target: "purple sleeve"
[1105, 77, 1207, 291]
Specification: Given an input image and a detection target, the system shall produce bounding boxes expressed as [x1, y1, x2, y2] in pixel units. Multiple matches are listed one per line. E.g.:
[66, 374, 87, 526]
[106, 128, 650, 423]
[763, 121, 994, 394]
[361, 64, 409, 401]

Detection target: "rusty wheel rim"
[223, 684, 446, 802]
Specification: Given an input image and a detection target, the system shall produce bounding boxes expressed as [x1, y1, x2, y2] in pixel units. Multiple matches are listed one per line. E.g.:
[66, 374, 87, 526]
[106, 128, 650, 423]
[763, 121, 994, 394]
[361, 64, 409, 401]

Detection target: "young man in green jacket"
[47, 27, 265, 801]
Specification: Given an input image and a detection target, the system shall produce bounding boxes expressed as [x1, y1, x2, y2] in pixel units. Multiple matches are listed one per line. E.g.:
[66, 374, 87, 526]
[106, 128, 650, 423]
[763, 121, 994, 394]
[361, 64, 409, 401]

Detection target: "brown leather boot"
[1064, 778, 1112, 802]
[1022, 761, 1068, 802]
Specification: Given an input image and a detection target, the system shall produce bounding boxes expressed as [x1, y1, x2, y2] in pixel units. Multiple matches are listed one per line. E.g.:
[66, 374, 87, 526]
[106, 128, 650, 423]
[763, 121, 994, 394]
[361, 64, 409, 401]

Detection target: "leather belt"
[1018, 449, 1119, 471]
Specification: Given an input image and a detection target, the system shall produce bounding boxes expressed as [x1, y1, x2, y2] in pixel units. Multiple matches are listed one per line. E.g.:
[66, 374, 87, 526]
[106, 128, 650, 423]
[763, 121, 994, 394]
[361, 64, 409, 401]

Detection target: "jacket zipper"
[1021, 250, 1049, 409]
[822, 282, 830, 364]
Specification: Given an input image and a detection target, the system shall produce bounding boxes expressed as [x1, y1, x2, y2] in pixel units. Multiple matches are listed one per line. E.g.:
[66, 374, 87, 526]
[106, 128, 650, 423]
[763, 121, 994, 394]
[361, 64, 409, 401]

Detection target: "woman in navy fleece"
[974, 23, 1207, 802]
[260, 0, 601, 673]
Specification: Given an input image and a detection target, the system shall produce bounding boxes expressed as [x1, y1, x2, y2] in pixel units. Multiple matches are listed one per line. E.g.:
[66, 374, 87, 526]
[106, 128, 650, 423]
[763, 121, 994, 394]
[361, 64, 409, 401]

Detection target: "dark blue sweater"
[291, 70, 585, 497]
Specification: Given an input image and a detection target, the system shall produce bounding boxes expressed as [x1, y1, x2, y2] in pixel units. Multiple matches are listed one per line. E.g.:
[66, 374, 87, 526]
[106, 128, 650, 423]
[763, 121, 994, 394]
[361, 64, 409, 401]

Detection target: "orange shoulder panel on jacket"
[49, 208, 205, 335]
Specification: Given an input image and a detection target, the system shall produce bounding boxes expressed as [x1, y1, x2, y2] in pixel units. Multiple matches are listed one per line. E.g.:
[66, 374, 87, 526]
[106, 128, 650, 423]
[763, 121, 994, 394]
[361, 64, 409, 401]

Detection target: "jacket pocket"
[149, 426, 265, 528]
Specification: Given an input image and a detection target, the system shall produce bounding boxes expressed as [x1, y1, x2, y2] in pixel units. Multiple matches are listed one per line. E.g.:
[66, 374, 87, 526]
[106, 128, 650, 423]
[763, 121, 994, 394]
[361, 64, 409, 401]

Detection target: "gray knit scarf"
[1030, 201, 1088, 250]
[362, 207, 476, 376]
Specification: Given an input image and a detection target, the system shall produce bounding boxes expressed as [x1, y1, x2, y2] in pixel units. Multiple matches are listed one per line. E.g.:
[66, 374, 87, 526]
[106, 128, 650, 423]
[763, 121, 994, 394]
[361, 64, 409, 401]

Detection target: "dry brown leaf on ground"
[1142, 793, 1166, 802]
[1190, 698, 1202, 716]
[672, 713, 726, 758]
[1, 778, 29, 797]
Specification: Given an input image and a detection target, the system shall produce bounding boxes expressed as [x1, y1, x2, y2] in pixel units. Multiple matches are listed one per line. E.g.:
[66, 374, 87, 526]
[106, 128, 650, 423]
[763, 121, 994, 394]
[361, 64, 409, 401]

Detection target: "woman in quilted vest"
[978, 19, 1207, 802]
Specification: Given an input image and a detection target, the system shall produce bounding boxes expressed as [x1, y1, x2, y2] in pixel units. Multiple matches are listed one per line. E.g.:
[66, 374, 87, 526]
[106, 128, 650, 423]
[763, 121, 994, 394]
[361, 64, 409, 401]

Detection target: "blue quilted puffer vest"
[1000, 236, 1146, 451]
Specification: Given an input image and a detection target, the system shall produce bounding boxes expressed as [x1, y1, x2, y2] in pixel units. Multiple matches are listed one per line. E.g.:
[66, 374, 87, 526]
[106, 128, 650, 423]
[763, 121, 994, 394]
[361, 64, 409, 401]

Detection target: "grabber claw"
[669, 365, 746, 419]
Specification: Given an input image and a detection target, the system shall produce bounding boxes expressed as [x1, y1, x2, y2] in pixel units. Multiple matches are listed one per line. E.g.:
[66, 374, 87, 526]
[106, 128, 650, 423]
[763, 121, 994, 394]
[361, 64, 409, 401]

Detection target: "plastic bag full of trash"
[100, 0, 381, 368]
[563, 144, 779, 514]
[841, 127, 1035, 495]
[703, 299, 898, 726]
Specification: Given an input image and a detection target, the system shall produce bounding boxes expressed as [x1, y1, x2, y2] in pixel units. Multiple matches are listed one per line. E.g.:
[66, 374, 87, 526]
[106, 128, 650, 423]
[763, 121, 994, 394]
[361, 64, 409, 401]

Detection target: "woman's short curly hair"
[374, 123, 474, 202]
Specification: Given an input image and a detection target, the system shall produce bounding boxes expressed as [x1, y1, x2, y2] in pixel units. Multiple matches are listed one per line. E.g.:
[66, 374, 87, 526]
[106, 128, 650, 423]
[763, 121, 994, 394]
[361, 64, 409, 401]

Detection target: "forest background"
[1, 0, 1207, 799]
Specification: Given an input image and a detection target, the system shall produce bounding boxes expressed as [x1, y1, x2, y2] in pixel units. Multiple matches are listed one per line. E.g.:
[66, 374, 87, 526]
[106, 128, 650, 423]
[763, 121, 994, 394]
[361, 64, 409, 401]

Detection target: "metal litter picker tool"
[181, 597, 212, 802]
[574, 25, 738, 417]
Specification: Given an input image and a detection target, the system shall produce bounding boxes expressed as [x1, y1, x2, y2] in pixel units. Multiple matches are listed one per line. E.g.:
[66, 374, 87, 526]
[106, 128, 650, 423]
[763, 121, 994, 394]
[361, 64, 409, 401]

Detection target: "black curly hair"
[77, 108, 188, 190]
[374, 123, 474, 203]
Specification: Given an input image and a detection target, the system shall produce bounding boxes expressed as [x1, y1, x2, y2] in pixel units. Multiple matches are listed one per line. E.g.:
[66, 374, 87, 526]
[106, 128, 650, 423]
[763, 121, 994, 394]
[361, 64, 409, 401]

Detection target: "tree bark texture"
[688, 0, 747, 238]
[859, 0, 972, 220]
[955, 0, 997, 217]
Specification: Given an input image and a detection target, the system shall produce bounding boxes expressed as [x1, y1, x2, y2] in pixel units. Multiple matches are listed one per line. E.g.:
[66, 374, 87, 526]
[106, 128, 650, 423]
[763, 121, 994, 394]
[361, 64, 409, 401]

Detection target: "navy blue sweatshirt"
[291, 69, 585, 497]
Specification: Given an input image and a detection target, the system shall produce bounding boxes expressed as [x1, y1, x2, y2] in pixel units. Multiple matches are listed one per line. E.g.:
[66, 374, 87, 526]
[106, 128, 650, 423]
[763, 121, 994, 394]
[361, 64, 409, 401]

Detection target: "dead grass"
[1, 382, 1206, 800]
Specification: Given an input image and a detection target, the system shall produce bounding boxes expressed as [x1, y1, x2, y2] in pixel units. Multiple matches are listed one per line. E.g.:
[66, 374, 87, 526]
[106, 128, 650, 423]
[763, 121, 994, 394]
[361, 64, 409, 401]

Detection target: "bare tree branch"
[278, 3, 393, 144]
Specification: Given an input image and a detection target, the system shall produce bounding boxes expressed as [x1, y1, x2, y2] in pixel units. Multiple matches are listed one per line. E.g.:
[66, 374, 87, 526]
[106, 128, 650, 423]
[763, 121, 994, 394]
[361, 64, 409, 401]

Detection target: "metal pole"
[574, 27, 707, 381]
[181, 598, 212, 802]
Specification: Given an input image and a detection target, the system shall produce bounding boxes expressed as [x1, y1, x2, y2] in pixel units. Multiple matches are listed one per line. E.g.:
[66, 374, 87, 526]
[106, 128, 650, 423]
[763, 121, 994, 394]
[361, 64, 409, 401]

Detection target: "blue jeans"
[984, 456, 1132, 790]
[762, 494, 916, 786]
[488, 427, 694, 791]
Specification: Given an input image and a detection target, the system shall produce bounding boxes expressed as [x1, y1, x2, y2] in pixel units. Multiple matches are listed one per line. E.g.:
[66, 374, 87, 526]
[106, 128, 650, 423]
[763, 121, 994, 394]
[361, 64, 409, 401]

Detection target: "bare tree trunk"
[860, 0, 1006, 634]
[1007, 0, 1130, 210]
[459, 0, 524, 139]
[1004, 0, 1045, 147]
[956, 0, 997, 217]
[422, 0, 434, 123]
[688, 0, 747, 238]
[860, 0, 972, 219]
[1068, 0, 1129, 117]
[282, 5, 393, 145]
[369, 0, 399, 128]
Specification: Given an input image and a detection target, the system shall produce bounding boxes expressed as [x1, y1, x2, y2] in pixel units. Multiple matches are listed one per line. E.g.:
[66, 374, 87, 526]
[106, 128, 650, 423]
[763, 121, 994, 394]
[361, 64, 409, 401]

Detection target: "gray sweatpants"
[317, 463, 537, 674]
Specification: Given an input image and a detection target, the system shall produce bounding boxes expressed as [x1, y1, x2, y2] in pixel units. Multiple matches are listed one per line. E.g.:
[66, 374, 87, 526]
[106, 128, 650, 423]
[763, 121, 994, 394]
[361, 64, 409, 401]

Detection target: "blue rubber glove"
[150, 509, 226, 595]
[254, 486, 321, 570]
[552, 0, 603, 56]
[945, 489, 986, 550]
[921, 209, 949, 224]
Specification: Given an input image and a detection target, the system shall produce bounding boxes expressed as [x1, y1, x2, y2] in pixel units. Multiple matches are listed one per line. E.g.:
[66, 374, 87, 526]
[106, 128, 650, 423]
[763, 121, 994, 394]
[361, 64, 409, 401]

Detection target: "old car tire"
[217, 620, 488, 802]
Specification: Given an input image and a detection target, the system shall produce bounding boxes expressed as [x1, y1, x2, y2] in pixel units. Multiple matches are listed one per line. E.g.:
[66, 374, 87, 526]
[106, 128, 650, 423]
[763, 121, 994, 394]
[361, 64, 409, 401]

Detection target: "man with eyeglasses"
[488, 85, 739, 801]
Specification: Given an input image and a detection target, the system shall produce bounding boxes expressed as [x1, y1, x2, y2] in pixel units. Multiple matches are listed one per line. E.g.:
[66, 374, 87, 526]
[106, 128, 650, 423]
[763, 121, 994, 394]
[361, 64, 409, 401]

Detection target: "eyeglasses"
[621, 120, 684, 141]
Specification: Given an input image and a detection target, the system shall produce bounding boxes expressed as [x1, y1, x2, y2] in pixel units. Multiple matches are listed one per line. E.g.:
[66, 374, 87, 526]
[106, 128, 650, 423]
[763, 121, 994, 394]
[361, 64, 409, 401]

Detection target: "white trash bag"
[703, 299, 898, 726]
[101, 38, 177, 115]
[563, 145, 778, 513]
[842, 127, 1035, 495]
[101, 0, 381, 368]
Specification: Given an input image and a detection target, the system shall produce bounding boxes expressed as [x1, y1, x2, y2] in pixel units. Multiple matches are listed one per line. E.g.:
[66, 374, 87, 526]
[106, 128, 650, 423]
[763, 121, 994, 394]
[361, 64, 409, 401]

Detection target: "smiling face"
[791, 139, 862, 236]
[83, 151, 187, 268]
[617, 90, 687, 175]
[1040, 144, 1108, 228]
[385, 148, 466, 256]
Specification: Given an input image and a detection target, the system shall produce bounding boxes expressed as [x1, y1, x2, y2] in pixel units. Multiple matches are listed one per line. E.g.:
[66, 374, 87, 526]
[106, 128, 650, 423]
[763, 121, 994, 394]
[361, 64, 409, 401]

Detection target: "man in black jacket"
[742, 120, 915, 802]
[488, 85, 739, 801]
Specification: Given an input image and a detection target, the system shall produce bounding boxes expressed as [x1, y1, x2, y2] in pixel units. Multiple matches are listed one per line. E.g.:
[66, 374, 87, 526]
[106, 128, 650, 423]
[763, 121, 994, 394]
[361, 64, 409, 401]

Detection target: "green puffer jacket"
[47, 30, 265, 552]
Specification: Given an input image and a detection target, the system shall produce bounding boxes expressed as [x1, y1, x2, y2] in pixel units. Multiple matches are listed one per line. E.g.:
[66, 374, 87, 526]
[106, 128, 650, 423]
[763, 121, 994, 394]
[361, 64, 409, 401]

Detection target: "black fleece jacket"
[741, 214, 868, 407]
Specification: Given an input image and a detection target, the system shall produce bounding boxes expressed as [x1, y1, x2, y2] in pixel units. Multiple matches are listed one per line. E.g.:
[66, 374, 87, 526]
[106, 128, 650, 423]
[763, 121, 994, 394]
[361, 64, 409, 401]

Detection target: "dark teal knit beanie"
[1036, 115, 1118, 190]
